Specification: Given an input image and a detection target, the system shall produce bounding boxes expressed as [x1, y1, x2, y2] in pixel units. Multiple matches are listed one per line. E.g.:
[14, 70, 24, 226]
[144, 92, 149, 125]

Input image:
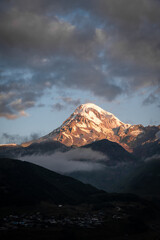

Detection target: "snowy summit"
[73, 103, 126, 127]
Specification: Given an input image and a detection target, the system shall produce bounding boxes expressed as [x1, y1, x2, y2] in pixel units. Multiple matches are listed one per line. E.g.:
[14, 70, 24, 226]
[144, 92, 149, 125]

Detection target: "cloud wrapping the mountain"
[0, 0, 160, 118]
[20, 148, 107, 173]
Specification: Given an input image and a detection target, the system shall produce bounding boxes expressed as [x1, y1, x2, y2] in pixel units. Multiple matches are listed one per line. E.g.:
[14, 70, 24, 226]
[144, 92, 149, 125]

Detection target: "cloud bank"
[0, 0, 160, 118]
[20, 148, 107, 173]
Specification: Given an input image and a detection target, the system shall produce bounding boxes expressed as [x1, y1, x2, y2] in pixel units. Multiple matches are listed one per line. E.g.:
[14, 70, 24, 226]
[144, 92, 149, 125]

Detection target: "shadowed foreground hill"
[124, 158, 160, 196]
[0, 158, 104, 206]
[1, 159, 160, 240]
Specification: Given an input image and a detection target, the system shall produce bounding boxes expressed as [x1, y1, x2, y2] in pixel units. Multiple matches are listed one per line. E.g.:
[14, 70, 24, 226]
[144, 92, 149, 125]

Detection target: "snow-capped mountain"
[20, 103, 159, 153]
[49, 103, 130, 146]
[21, 103, 128, 147]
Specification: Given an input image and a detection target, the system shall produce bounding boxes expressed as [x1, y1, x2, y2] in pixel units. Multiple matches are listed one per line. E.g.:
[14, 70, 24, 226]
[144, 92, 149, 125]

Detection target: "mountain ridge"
[21, 103, 160, 154]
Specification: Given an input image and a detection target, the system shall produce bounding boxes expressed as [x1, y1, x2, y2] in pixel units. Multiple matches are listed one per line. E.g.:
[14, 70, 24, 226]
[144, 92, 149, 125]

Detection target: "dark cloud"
[62, 97, 81, 106]
[0, 0, 160, 118]
[143, 93, 159, 106]
[0, 8, 103, 61]
[1, 132, 41, 144]
[51, 97, 81, 111]
[52, 103, 65, 111]
[0, 85, 37, 119]
[0, 72, 47, 119]
[37, 103, 45, 108]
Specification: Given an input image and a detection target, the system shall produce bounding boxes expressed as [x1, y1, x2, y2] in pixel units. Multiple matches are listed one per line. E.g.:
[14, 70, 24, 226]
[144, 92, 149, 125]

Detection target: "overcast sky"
[0, 0, 160, 144]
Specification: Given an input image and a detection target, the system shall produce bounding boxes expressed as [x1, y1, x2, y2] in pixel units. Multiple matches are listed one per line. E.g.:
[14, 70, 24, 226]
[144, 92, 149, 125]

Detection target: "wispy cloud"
[1, 132, 41, 144]
[144, 154, 160, 162]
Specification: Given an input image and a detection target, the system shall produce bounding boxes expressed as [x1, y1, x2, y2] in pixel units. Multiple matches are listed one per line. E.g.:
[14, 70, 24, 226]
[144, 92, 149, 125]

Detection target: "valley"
[0, 103, 160, 239]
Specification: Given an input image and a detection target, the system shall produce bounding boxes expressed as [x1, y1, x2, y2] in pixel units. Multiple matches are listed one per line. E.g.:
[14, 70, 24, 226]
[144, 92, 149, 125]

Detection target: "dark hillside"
[0, 158, 102, 206]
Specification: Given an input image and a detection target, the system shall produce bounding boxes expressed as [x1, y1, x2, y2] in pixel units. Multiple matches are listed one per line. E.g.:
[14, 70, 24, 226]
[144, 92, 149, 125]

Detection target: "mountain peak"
[21, 103, 131, 148]
[76, 103, 106, 114]
[73, 103, 124, 127]
[40, 103, 131, 147]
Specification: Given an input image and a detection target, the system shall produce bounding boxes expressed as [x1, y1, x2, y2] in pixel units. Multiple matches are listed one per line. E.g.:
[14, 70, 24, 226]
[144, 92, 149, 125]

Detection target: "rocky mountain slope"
[21, 103, 160, 154]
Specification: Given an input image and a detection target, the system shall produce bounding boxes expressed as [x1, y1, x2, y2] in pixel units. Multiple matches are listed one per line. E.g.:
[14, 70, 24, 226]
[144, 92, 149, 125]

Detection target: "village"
[0, 211, 105, 231]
